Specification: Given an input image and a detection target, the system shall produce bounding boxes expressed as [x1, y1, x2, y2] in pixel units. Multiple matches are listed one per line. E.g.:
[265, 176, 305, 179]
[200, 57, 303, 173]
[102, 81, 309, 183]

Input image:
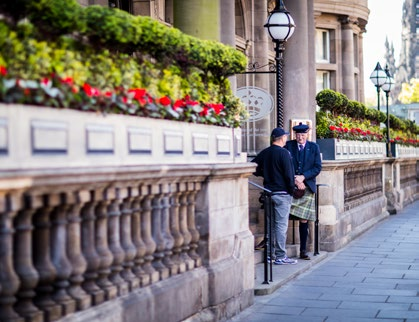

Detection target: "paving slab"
[230, 199, 419, 321]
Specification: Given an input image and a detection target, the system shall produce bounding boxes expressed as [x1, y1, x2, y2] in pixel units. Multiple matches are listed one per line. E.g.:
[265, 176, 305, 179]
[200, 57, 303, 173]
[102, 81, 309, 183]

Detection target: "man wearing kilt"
[285, 122, 322, 260]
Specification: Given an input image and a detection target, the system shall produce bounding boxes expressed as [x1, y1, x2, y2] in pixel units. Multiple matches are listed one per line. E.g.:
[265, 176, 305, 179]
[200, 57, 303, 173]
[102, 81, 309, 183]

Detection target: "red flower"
[0, 66, 7, 76]
[200, 107, 209, 116]
[329, 125, 336, 131]
[128, 88, 146, 101]
[41, 77, 50, 87]
[60, 77, 74, 86]
[83, 83, 100, 97]
[159, 96, 171, 106]
[343, 128, 348, 133]
[104, 91, 113, 98]
[173, 99, 185, 110]
[209, 103, 224, 115]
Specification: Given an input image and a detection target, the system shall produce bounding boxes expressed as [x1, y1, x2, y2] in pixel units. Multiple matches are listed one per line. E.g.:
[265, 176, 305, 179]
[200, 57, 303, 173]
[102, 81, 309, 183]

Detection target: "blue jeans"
[267, 194, 292, 259]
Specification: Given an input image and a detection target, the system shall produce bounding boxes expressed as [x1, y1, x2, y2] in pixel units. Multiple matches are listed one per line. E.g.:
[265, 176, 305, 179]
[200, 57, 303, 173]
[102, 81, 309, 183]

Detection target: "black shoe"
[300, 252, 310, 260]
[255, 239, 266, 250]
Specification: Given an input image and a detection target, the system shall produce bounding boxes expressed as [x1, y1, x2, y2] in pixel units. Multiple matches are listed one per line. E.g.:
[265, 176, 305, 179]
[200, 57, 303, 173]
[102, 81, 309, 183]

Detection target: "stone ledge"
[0, 104, 245, 170]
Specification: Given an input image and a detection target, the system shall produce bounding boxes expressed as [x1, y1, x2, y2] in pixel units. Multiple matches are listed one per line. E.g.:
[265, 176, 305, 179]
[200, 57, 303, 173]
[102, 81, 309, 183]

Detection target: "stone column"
[253, 0, 272, 152]
[282, 0, 316, 132]
[358, 21, 367, 103]
[220, 0, 237, 92]
[173, 0, 220, 41]
[340, 15, 356, 100]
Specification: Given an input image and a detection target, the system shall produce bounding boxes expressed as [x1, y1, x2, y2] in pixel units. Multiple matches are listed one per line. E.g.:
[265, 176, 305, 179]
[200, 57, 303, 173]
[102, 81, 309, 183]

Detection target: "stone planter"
[317, 138, 386, 160]
[390, 142, 419, 158]
[0, 103, 245, 171]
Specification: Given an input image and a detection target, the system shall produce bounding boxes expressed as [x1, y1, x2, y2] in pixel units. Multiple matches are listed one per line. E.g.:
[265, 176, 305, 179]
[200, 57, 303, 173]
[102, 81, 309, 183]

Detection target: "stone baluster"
[13, 195, 44, 322]
[33, 194, 62, 321]
[13, 194, 43, 322]
[139, 185, 158, 284]
[0, 193, 24, 322]
[50, 194, 75, 315]
[80, 190, 104, 306]
[131, 192, 149, 287]
[186, 182, 201, 267]
[160, 183, 176, 276]
[169, 183, 185, 274]
[94, 192, 116, 301]
[151, 185, 169, 280]
[66, 191, 91, 310]
[106, 187, 129, 296]
[178, 183, 194, 271]
[119, 187, 139, 291]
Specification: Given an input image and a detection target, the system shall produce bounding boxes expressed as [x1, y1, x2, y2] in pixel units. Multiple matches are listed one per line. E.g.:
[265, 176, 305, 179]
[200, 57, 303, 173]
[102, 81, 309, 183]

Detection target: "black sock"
[299, 222, 309, 253]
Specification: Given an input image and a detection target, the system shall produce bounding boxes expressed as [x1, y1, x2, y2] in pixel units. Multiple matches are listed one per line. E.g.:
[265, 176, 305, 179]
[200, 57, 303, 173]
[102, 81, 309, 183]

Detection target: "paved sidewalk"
[232, 200, 419, 322]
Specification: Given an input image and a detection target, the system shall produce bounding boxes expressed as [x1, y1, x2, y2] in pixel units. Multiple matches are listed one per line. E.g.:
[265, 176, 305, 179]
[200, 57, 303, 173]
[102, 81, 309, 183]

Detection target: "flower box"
[390, 142, 419, 158]
[317, 138, 386, 160]
[0, 103, 245, 171]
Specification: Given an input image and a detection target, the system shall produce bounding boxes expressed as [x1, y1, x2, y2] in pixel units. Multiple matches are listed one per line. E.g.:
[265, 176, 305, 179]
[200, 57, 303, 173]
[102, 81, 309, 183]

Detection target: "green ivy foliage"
[0, 0, 249, 127]
[316, 89, 419, 141]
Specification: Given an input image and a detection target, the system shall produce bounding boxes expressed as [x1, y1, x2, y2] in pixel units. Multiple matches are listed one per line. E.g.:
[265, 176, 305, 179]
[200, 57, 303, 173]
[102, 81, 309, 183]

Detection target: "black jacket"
[285, 140, 322, 193]
[252, 145, 295, 195]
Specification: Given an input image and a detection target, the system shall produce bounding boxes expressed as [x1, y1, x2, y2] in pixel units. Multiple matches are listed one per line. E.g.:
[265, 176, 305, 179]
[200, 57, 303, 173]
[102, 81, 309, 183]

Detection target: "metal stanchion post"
[268, 194, 273, 282]
[262, 192, 270, 284]
[249, 181, 273, 284]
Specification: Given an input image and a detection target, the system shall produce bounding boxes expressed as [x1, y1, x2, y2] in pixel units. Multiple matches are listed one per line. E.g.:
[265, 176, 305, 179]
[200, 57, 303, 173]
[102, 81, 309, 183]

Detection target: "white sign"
[236, 87, 274, 121]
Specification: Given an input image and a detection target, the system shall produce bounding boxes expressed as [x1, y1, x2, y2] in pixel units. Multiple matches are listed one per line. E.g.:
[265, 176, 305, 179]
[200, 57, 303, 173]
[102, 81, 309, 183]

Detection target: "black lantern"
[264, 0, 295, 128]
[382, 65, 395, 157]
[369, 62, 387, 113]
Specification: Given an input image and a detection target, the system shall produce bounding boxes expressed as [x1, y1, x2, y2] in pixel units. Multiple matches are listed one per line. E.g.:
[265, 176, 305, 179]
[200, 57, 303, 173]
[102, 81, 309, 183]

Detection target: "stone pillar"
[358, 22, 367, 103]
[340, 16, 356, 100]
[283, 0, 316, 133]
[173, 0, 220, 41]
[220, 0, 237, 92]
[253, 0, 272, 152]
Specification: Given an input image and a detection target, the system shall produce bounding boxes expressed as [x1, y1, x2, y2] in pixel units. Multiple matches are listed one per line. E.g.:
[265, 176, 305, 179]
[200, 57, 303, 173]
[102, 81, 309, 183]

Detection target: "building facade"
[81, 0, 369, 154]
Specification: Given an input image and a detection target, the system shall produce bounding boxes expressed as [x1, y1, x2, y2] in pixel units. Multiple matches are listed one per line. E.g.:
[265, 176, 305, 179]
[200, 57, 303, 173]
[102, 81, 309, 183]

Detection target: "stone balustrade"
[317, 158, 418, 251]
[0, 104, 255, 322]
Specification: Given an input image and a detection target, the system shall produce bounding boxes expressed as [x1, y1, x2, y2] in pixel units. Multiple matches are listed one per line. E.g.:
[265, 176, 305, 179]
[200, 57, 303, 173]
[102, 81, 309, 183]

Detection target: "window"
[315, 29, 330, 63]
[109, 0, 132, 14]
[316, 71, 330, 93]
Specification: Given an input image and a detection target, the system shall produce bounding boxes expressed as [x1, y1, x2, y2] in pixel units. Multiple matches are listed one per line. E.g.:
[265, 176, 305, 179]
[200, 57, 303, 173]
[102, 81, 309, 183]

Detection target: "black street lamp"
[369, 62, 387, 112]
[264, 0, 295, 128]
[382, 65, 395, 157]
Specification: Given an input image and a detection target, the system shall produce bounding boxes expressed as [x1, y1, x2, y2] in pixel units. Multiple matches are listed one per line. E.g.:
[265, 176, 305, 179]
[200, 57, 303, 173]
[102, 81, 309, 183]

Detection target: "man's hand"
[295, 175, 305, 190]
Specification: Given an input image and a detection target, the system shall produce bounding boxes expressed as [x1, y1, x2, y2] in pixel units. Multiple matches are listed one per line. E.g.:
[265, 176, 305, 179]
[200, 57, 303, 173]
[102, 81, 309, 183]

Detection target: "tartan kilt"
[290, 190, 316, 221]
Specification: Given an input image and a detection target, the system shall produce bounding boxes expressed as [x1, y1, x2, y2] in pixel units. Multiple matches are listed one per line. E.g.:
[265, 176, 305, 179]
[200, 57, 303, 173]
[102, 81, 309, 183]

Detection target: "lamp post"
[264, 0, 295, 128]
[382, 65, 395, 157]
[369, 62, 387, 112]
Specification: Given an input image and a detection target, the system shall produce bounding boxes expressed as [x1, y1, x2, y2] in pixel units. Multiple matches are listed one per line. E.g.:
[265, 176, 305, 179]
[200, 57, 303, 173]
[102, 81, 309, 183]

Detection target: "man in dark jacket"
[285, 122, 322, 260]
[252, 128, 297, 265]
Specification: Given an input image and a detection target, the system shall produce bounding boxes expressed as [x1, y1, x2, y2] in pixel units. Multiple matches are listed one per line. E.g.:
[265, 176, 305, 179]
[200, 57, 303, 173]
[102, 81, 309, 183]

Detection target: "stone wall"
[0, 104, 256, 322]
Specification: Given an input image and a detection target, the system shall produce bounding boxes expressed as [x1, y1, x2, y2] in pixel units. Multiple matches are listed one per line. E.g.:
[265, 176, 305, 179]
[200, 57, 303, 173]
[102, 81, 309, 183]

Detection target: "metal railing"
[249, 181, 273, 284]
[250, 181, 329, 284]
